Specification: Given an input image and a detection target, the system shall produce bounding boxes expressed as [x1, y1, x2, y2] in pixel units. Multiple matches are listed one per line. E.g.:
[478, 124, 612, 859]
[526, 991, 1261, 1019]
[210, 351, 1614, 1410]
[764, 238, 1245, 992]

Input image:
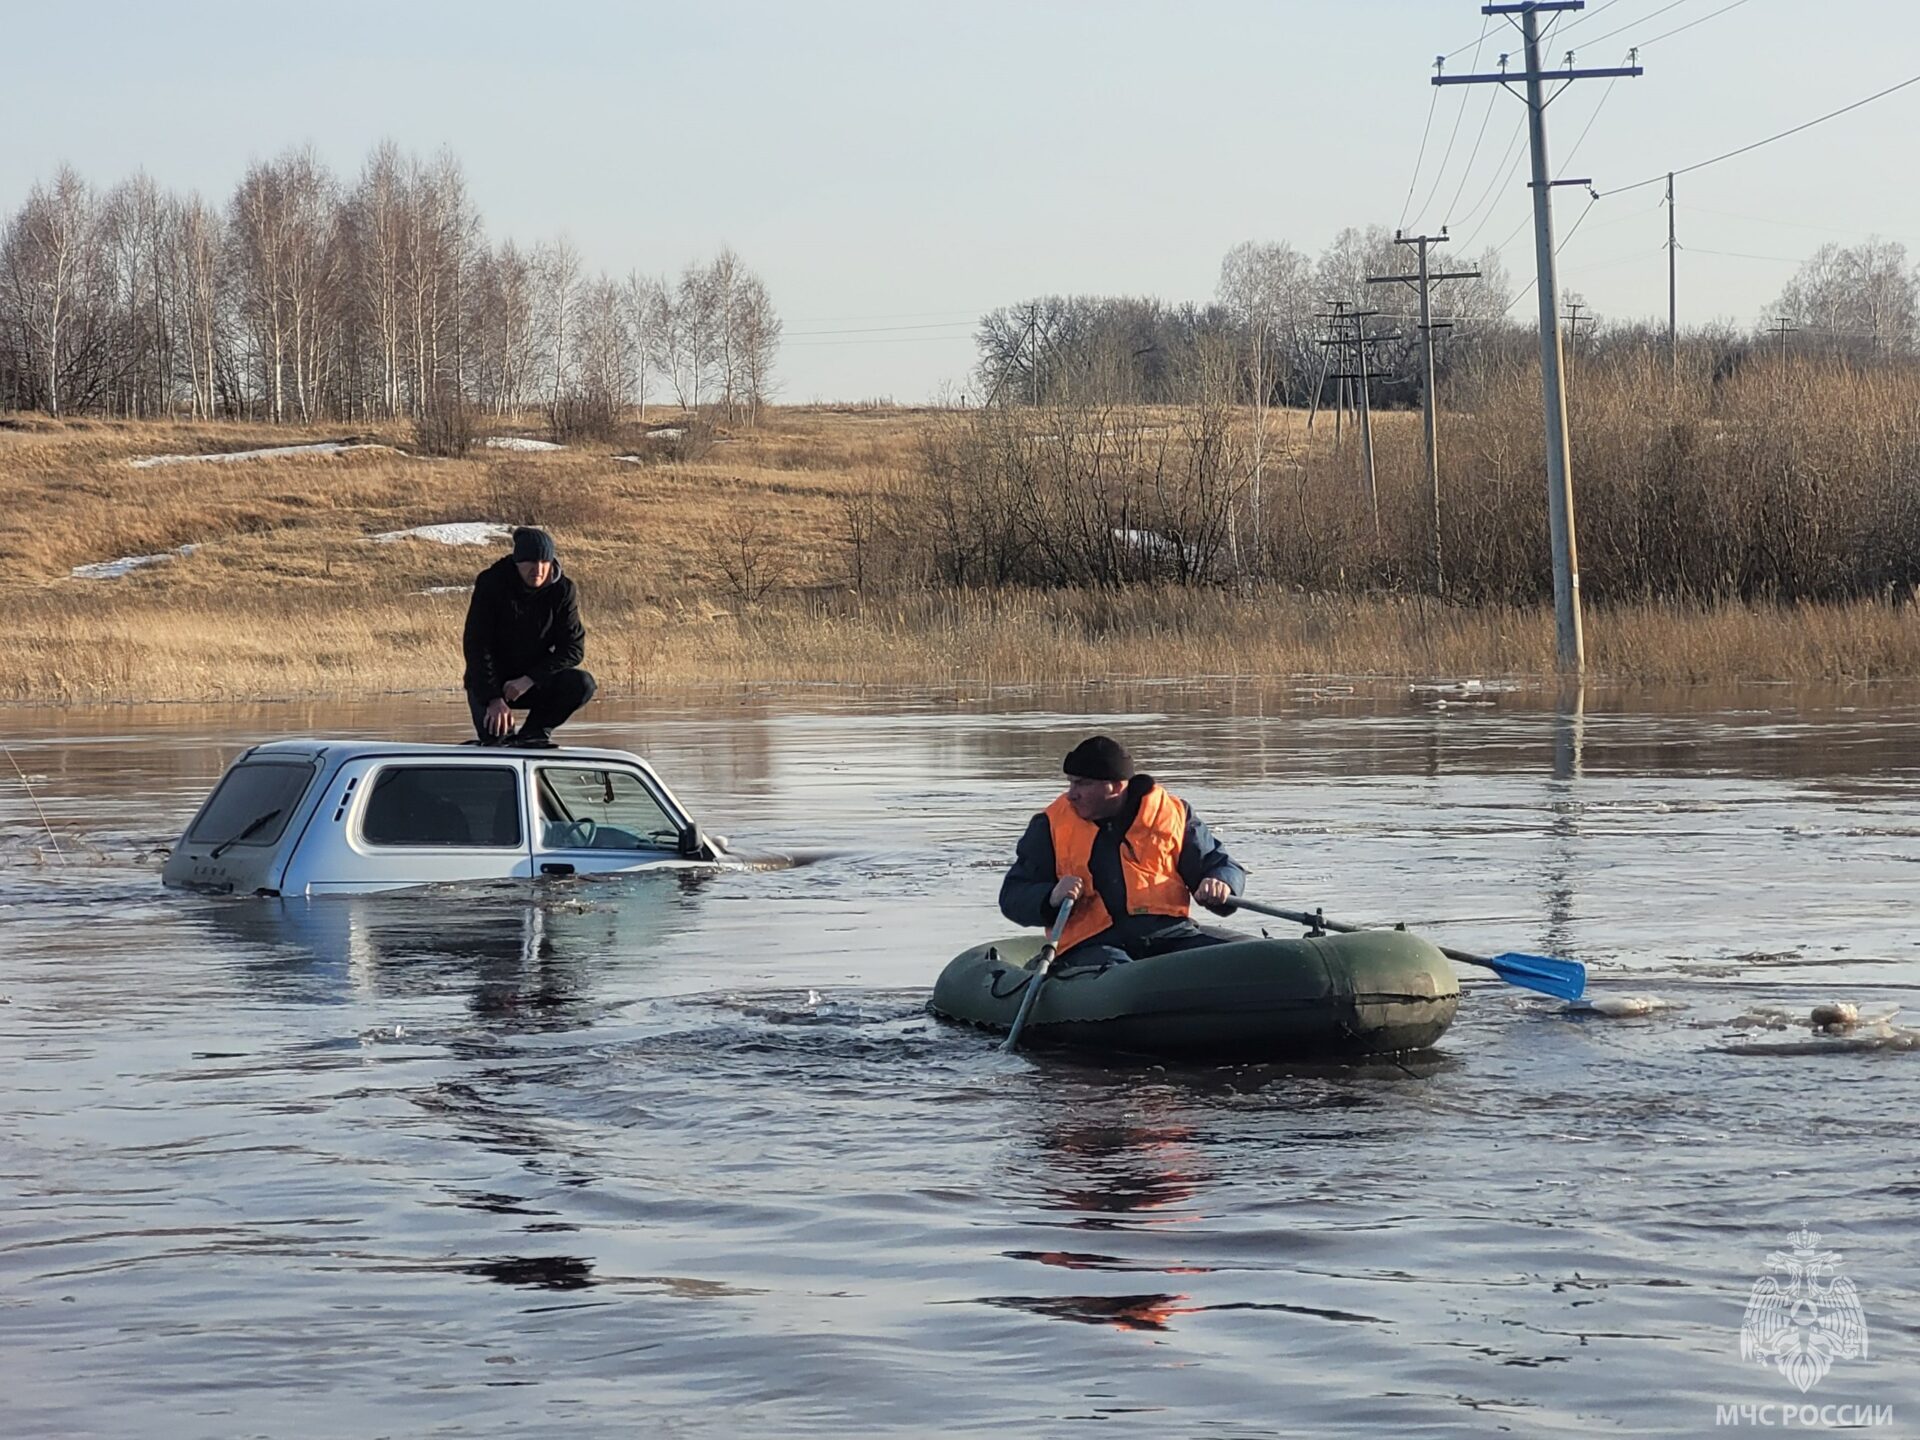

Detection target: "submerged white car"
[163, 739, 730, 896]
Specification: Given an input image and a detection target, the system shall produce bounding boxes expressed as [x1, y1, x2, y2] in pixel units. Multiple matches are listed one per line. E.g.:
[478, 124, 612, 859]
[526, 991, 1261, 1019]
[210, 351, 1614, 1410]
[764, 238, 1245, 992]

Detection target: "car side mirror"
[681, 825, 729, 862]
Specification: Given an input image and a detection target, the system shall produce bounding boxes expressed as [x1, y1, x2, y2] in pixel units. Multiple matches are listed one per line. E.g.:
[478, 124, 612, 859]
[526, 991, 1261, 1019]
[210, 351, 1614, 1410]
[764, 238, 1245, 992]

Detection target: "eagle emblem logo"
[1740, 1228, 1869, 1393]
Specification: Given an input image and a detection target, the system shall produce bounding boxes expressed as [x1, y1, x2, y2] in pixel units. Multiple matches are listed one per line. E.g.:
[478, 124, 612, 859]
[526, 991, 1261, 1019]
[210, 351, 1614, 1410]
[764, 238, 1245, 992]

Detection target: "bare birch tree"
[533, 238, 581, 420]
[0, 167, 100, 416]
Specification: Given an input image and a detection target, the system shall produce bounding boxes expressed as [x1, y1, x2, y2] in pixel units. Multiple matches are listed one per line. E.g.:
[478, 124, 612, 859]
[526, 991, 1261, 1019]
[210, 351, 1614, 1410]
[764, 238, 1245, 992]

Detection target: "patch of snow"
[71, 543, 199, 580]
[643, 427, 686, 440]
[414, 585, 471, 595]
[369, 522, 510, 547]
[482, 436, 563, 452]
[130, 442, 391, 469]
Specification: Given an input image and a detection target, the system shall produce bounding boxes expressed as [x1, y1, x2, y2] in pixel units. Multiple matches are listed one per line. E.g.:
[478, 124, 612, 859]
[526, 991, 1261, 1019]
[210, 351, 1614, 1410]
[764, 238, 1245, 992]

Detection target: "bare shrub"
[912, 399, 1249, 590]
[479, 459, 618, 533]
[613, 417, 716, 466]
[842, 490, 883, 594]
[482, 461, 549, 526]
[412, 385, 475, 457]
[548, 390, 621, 444]
[715, 508, 789, 606]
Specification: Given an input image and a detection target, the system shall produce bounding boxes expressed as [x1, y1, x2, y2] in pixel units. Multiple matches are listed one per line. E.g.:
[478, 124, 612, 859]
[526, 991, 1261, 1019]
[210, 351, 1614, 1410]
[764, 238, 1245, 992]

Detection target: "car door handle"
[540, 863, 575, 877]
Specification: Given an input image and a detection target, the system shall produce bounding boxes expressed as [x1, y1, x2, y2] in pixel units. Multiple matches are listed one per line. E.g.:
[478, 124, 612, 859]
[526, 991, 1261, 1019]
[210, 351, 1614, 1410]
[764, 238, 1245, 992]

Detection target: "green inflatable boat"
[929, 926, 1459, 1060]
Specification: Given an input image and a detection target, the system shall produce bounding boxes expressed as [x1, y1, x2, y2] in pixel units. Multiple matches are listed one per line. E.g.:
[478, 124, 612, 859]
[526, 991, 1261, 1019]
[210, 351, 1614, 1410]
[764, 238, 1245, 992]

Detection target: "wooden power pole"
[1370, 233, 1479, 594]
[1666, 171, 1678, 389]
[1768, 316, 1799, 364]
[1319, 309, 1400, 536]
[1435, 1, 1642, 672]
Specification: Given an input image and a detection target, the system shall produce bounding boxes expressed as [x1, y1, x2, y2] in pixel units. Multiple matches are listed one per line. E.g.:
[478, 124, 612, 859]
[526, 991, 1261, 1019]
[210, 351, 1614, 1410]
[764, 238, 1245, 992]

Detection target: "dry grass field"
[5, 403, 1918, 703]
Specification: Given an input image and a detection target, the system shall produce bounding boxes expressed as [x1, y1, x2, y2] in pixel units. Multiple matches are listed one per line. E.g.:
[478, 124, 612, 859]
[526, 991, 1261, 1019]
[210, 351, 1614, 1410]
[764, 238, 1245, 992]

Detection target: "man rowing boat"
[999, 735, 1246, 969]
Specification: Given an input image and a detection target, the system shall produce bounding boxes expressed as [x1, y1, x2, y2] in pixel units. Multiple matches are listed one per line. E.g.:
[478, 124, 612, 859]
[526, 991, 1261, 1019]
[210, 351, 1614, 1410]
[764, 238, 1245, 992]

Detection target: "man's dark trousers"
[467, 668, 597, 744]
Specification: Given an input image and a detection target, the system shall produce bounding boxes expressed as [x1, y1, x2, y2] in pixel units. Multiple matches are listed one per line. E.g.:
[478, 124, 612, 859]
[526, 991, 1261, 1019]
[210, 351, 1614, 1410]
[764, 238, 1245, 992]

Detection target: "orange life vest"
[1045, 784, 1191, 952]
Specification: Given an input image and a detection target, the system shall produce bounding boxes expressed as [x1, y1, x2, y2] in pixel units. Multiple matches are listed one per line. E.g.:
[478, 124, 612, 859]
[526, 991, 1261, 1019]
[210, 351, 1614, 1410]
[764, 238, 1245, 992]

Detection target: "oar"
[1002, 896, 1075, 1052]
[1226, 898, 1587, 1001]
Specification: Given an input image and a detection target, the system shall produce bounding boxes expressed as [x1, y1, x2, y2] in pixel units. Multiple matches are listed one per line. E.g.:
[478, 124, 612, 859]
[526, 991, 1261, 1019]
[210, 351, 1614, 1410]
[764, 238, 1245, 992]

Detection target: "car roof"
[239, 738, 655, 766]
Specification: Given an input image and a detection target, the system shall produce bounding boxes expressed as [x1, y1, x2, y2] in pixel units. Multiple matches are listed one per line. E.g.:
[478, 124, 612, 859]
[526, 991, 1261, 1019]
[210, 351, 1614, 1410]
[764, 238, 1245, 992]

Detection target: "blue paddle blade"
[1485, 951, 1587, 1001]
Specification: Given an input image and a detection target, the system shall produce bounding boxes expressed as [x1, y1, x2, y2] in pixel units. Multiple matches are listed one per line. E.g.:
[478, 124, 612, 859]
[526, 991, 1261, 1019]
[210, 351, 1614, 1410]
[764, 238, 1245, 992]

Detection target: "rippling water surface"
[3, 681, 1916, 1436]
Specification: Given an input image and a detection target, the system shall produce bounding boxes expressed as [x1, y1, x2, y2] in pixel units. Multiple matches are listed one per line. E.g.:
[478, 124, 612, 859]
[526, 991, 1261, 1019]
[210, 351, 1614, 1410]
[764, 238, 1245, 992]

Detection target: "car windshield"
[535, 766, 682, 851]
[188, 761, 315, 848]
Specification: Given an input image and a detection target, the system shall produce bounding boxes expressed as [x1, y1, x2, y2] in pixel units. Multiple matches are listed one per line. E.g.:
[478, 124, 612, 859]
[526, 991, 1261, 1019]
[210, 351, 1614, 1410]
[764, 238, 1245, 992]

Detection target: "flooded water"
[3, 681, 1915, 1437]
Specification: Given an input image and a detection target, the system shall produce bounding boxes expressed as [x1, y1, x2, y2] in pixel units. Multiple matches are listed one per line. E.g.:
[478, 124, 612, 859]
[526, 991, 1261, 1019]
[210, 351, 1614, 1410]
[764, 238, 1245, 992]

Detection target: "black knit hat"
[512, 526, 557, 563]
[1062, 735, 1134, 782]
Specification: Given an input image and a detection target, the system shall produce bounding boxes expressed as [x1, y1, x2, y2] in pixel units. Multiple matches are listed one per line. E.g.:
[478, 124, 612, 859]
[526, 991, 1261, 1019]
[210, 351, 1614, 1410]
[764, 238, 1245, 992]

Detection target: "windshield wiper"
[210, 807, 283, 859]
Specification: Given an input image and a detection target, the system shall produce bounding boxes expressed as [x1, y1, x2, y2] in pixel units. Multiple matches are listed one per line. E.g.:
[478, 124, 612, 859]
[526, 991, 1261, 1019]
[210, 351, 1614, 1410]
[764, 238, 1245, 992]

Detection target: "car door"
[294, 757, 535, 894]
[529, 761, 691, 877]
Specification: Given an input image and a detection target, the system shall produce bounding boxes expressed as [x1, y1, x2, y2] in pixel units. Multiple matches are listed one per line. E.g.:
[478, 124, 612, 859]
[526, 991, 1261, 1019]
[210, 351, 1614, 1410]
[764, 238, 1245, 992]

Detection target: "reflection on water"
[197, 876, 704, 1026]
[1029, 1110, 1206, 1225]
[3, 681, 1919, 1437]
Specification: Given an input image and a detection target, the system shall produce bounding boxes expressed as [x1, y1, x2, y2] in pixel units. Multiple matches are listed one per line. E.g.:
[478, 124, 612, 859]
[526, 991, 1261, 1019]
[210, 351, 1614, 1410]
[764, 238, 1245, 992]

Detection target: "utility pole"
[1029, 307, 1040, 407]
[1320, 310, 1400, 536]
[1436, 2, 1642, 673]
[1768, 316, 1798, 364]
[1666, 171, 1678, 388]
[1307, 299, 1351, 433]
[1564, 297, 1591, 354]
[1369, 232, 1480, 594]
[979, 301, 1047, 409]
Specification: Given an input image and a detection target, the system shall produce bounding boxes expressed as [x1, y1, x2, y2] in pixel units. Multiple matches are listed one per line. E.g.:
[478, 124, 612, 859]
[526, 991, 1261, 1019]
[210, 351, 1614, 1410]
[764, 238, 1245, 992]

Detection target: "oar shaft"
[1230, 897, 1497, 971]
[1001, 897, 1074, 1052]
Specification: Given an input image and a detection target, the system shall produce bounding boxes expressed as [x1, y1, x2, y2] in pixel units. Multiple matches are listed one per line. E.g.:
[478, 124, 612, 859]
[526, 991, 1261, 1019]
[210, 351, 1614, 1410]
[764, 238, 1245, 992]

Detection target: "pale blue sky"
[8, 1, 1915, 400]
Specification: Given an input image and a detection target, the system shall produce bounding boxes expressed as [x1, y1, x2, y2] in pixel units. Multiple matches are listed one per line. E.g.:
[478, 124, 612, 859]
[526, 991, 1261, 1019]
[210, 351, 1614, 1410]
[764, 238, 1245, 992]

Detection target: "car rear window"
[360, 765, 522, 848]
[187, 761, 316, 848]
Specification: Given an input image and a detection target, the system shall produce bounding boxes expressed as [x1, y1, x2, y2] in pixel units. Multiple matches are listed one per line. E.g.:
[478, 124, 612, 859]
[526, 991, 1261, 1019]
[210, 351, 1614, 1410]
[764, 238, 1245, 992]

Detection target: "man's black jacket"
[462, 555, 586, 699]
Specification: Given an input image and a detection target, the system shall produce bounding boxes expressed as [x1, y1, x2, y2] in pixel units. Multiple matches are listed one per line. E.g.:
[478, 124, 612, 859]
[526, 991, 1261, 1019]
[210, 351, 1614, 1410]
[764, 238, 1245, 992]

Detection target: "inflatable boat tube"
[929, 925, 1459, 1060]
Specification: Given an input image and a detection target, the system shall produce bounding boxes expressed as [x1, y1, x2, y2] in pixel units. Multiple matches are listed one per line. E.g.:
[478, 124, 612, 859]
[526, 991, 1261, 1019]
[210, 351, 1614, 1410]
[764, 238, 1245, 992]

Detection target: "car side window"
[535, 767, 681, 851]
[361, 765, 522, 848]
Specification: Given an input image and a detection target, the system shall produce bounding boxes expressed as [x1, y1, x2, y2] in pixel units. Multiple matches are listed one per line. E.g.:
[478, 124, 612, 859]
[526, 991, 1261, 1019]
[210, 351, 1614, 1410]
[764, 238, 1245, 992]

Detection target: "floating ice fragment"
[1570, 994, 1675, 1018]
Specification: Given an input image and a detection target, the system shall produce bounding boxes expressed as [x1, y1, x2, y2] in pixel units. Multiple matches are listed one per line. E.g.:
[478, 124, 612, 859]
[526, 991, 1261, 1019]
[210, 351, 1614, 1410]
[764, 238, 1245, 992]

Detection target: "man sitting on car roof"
[461, 526, 595, 749]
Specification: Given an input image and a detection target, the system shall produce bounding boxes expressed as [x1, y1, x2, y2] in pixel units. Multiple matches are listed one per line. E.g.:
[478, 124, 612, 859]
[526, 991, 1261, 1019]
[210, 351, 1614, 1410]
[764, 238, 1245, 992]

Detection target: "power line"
[1452, 117, 1531, 249]
[1560, 192, 1603, 252]
[1555, 0, 1632, 33]
[1684, 245, 1803, 263]
[1498, 244, 1667, 321]
[1574, 0, 1699, 49]
[1399, 79, 1445, 231]
[785, 319, 981, 337]
[1683, 203, 1920, 247]
[1493, 188, 1609, 318]
[1637, 0, 1752, 49]
[1560, 53, 1632, 171]
[788, 308, 982, 323]
[1443, 84, 1503, 227]
[1602, 71, 1920, 197]
[785, 331, 976, 348]
[1413, 15, 1490, 229]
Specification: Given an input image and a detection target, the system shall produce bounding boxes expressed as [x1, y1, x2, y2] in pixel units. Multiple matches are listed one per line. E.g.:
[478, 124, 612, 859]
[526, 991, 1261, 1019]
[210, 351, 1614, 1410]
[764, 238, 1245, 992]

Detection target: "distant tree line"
[974, 226, 1920, 409]
[0, 144, 781, 425]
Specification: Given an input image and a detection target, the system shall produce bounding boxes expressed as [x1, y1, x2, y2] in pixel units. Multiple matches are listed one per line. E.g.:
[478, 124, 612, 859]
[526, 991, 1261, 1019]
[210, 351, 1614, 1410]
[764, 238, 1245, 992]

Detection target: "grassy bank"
[7, 407, 1920, 703]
